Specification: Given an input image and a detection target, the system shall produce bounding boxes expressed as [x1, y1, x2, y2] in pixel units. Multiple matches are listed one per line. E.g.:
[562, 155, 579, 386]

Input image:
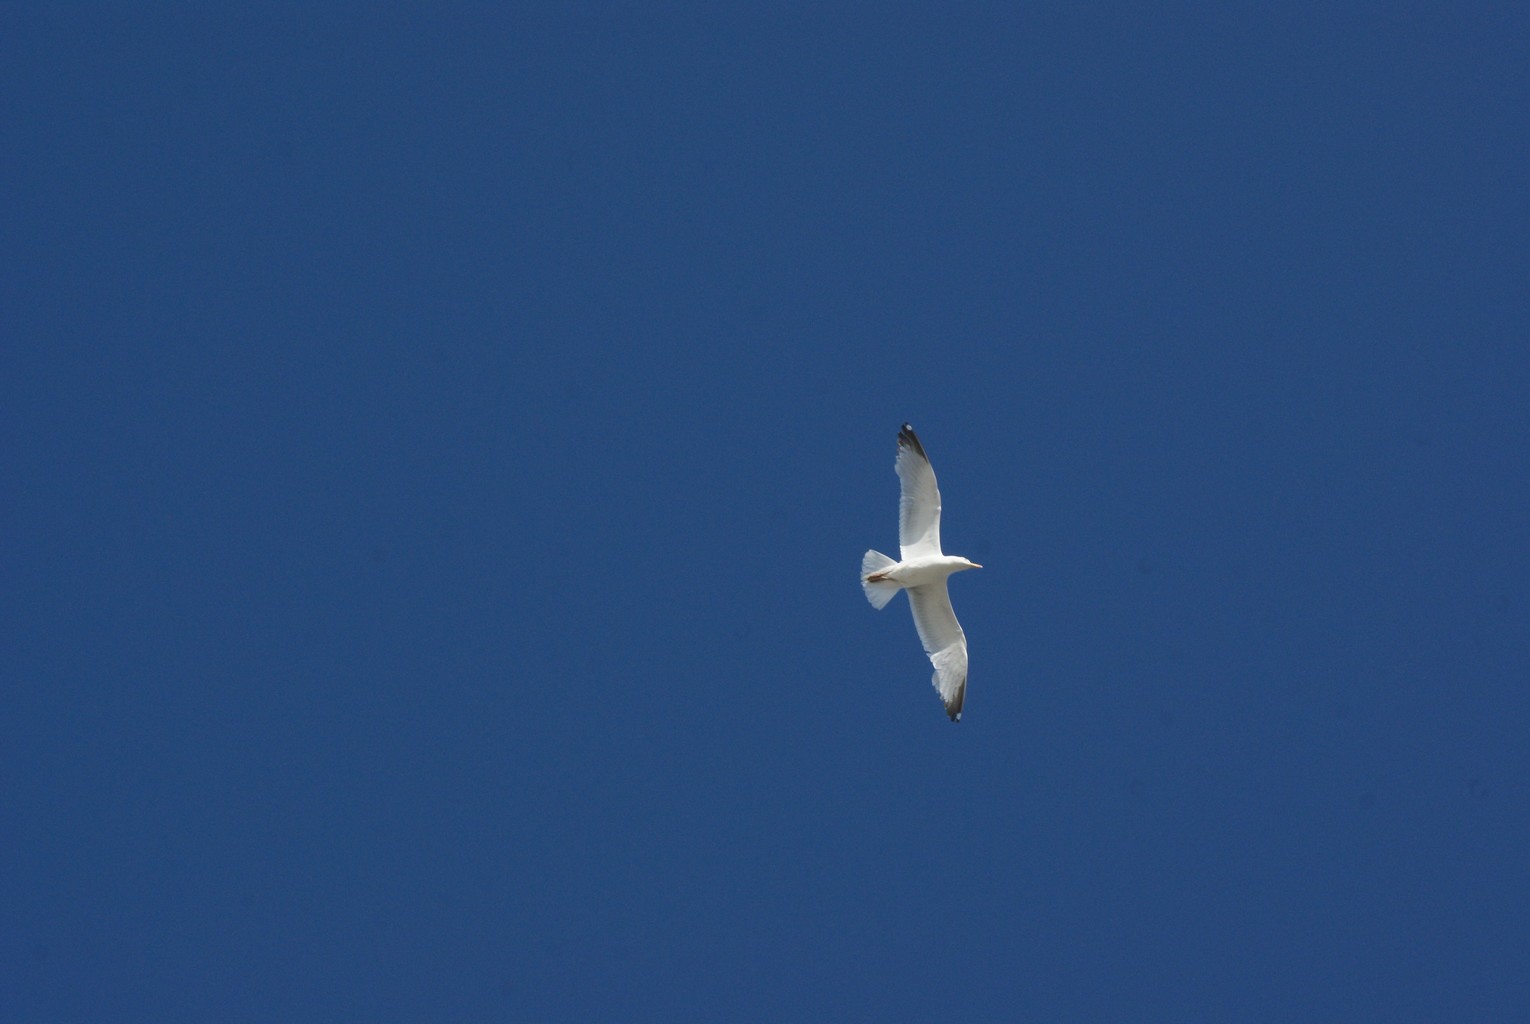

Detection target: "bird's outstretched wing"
[907, 580, 968, 721]
[896, 423, 943, 559]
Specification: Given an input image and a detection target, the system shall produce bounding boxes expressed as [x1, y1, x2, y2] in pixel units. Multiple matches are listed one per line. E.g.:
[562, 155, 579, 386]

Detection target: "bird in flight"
[861, 424, 982, 721]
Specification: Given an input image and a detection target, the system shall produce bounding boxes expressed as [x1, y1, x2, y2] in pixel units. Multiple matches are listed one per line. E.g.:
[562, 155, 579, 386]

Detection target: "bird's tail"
[861, 549, 901, 609]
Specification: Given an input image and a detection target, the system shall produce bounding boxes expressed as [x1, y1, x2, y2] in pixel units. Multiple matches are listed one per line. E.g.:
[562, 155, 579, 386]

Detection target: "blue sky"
[6, 6, 1529, 1020]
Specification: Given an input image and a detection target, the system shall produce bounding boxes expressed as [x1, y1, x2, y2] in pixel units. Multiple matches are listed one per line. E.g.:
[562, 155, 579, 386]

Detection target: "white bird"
[861, 424, 982, 721]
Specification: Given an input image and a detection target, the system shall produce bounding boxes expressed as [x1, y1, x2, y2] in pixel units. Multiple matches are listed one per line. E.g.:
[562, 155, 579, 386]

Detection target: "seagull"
[861, 424, 982, 721]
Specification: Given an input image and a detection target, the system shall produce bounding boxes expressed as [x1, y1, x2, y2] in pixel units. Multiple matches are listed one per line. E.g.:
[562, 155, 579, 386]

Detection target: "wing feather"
[907, 580, 968, 721]
[896, 424, 943, 559]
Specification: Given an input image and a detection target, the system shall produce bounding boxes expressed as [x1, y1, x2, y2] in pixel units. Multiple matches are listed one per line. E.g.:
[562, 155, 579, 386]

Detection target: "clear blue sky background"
[6, 6, 1528, 1020]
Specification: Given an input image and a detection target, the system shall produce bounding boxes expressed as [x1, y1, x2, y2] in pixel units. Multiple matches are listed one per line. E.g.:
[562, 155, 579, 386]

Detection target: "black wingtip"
[944, 684, 965, 722]
[897, 423, 927, 459]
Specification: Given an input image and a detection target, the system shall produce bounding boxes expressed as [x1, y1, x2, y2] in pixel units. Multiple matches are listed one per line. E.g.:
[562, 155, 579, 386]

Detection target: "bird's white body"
[865, 553, 978, 589]
[861, 424, 981, 721]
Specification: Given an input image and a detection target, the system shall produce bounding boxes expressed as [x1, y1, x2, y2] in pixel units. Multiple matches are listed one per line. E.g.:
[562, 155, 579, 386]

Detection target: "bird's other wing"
[907, 580, 968, 721]
[896, 423, 943, 559]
